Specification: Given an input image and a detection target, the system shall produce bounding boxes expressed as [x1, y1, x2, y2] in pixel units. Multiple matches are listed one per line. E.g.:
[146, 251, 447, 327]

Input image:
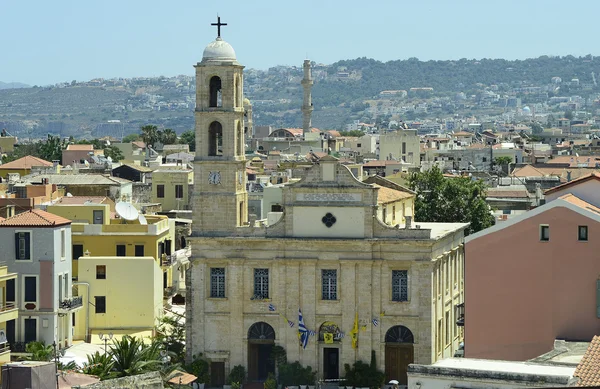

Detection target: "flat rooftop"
[431, 358, 575, 377]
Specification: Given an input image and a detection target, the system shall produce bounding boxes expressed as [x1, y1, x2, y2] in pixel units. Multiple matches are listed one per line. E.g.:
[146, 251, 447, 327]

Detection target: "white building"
[408, 358, 576, 389]
[0, 210, 80, 349]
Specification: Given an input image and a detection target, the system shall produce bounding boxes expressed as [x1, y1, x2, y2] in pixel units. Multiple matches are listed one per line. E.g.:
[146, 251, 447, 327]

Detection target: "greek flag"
[288, 320, 295, 328]
[336, 332, 345, 339]
[298, 308, 309, 349]
[372, 318, 379, 327]
[309, 330, 316, 336]
[268, 304, 276, 312]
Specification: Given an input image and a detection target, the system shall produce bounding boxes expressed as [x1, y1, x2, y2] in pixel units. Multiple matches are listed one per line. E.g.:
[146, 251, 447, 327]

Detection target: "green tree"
[494, 156, 513, 166]
[103, 145, 125, 162]
[155, 315, 185, 364]
[38, 134, 67, 162]
[81, 351, 115, 380]
[564, 110, 574, 120]
[25, 341, 54, 361]
[179, 130, 196, 152]
[278, 362, 316, 387]
[122, 133, 141, 143]
[339, 130, 365, 137]
[530, 122, 543, 134]
[140, 125, 159, 148]
[160, 128, 177, 145]
[408, 166, 494, 235]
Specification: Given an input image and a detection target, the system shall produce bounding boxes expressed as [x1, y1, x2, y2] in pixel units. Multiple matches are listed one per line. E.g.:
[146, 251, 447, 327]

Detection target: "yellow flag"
[324, 333, 334, 344]
[350, 312, 359, 349]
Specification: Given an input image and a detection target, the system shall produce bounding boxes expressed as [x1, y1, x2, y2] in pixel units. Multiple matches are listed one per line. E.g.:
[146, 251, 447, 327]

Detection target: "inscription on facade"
[296, 193, 362, 202]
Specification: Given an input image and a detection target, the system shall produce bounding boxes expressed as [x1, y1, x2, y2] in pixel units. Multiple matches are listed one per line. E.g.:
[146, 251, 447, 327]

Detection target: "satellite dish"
[106, 140, 111, 146]
[107, 156, 113, 162]
[138, 213, 148, 225]
[66, 193, 73, 197]
[115, 202, 139, 221]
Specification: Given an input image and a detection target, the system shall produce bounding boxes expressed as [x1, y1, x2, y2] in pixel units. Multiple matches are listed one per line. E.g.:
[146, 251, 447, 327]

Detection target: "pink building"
[61, 144, 94, 166]
[465, 192, 600, 361]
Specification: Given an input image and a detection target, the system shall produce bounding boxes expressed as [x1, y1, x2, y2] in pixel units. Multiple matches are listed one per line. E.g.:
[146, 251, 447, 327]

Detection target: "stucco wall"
[465, 205, 600, 360]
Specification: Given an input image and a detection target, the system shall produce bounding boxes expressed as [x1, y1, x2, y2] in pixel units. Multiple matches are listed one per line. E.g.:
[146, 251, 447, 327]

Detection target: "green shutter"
[596, 280, 600, 318]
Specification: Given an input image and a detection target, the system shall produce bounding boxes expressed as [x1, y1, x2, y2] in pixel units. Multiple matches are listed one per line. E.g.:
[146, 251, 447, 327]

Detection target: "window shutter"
[14, 233, 19, 260]
[596, 280, 600, 318]
[25, 233, 31, 259]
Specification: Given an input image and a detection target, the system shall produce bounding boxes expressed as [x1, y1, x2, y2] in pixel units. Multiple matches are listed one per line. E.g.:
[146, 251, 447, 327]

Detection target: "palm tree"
[81, 351, 115, 381]
[161, 128, 177, 145]
[110, 335, 161, 378]
[25, 341, 54, 361]
[140, 125, 159, 148]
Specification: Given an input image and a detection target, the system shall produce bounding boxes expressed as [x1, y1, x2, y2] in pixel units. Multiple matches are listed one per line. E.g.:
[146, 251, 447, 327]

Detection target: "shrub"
[228, 364, 247, 384]
[343, 351, 385, 389]
[278, 361, 316, 387]
[264, 373, 277, 389]
[185, 354, 210, 384]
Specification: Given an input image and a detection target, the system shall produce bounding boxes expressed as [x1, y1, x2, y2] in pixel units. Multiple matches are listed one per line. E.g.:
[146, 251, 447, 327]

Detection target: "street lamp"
[98, 332, 113, 354]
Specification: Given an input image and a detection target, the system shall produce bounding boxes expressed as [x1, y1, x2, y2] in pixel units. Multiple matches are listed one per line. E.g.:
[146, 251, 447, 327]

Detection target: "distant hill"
[0, 81, 30, 90]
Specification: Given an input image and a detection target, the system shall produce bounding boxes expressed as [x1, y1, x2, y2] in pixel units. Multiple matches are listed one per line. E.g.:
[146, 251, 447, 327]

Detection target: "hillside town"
[4, 16, 600, 389]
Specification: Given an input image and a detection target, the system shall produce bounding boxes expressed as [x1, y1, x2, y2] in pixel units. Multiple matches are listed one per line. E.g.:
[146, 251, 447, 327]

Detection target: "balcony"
[161, 254, 175, 267]
[455, 302, 465, 327]
[58, 296, 84, 313]
[0, 303, 18, 323]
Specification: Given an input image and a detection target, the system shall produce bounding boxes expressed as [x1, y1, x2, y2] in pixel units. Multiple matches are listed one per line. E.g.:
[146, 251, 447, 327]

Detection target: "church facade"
[187, 24, 466, 387]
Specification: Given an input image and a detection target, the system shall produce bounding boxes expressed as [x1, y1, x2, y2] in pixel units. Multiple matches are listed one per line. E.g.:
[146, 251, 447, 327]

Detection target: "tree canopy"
[408, 166, 495, 235]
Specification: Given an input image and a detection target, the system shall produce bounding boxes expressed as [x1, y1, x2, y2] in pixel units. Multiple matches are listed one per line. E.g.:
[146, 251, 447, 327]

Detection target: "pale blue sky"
[2, 0, 598, 86]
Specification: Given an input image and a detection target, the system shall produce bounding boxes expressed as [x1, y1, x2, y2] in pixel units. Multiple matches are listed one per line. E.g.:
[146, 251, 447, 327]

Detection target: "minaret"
[192, 17, 248, 236]
[301, 59, 314, 138]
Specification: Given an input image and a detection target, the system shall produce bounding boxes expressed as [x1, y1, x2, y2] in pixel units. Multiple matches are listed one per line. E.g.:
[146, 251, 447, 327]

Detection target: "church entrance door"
[323, 348, 339, 380]
[247, 322, 276, 382]
[384, 325, 414, 385]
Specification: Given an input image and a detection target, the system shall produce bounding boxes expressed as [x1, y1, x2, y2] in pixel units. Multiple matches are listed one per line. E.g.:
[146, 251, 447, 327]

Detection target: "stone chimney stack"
[301, 59, 314, 138]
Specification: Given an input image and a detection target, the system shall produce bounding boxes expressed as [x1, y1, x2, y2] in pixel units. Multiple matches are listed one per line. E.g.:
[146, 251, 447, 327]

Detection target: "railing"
[0, 303, 16, 313]
[163, 286, 175, 298]
[9, 342, 26, 353]
[0, 343, 10, 354]
[59, 296, 83, 311]
[161, 254, 175, 267]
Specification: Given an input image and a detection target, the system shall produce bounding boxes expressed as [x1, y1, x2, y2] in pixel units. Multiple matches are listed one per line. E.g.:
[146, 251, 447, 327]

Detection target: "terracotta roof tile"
[0, 155, 53, 170]
[558, 193, 600, 214]
[575, 335, 600, 386]
[486, 189, 530, 199]
[0, 209, 71, 227]
[373, 184, 414, 204]
[545, 172, 600, 195]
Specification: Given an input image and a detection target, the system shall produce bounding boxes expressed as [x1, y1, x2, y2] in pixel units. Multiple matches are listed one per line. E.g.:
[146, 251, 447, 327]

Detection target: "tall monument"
[301, 59, 314, 137]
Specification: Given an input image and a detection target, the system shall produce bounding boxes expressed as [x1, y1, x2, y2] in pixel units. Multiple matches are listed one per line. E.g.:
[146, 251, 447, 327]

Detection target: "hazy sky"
[2, 0, 599, 86]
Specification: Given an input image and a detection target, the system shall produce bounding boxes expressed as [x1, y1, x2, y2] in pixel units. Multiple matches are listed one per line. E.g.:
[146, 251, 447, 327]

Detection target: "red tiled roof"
[558, 193, 600, 214]
[545, 172, 600, 195]
[486, 189, 530, 199]
[0, 209, 71, 227]
[575, 335, 600, 386]
[0, 155, 53, 170]
[373, 184, 414, 203]
[132, 141, 146, 149]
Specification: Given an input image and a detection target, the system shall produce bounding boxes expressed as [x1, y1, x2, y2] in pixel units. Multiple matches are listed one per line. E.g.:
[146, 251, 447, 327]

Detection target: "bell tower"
[192, 17, 248, 236]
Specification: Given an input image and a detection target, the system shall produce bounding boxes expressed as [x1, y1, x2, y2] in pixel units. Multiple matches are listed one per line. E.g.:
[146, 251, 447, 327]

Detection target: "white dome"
[202, 37, 237, 62]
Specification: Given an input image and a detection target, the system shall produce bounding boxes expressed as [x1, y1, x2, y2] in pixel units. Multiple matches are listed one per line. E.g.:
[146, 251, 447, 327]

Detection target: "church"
[186, 19, 467, 387]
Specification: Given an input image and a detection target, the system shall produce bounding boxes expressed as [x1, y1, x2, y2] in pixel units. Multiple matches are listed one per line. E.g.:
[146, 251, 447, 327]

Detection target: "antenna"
[115, 202, 139, 221]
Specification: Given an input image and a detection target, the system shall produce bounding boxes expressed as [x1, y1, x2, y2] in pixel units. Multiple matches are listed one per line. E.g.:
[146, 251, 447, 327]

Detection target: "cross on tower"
[211, 16, 227, 38]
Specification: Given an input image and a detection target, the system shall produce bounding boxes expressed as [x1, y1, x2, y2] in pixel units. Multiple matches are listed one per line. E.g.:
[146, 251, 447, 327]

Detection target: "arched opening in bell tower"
[236, 121, 244, 157]
[208, 121, 223, 156]
[209, 76, 222, 108]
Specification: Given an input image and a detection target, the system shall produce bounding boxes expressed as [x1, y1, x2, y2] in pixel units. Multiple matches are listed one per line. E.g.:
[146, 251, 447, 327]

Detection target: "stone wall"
[83, 371, 163, 389]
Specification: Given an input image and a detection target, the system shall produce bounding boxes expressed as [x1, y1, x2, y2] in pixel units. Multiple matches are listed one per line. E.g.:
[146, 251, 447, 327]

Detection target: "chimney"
[405, 216, 412, 229]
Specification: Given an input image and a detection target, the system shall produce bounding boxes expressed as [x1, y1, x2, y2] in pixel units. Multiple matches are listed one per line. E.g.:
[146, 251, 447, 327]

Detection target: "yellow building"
[73, 254, 163, 343]
[363, 175, 415, 225]
[0, 136, 16, 154]
[151, 168, 193, 211]
[0, 265, 18, 364]
[45, 203, 176, 290]
[0, 155, 55, 179]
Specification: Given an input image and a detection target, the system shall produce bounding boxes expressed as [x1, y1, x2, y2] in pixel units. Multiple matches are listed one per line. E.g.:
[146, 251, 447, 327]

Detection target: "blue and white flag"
[309, 330, 316, 336]
[335, 332, 345, 339]
[372, 318, 379, 327]
[298, 308, 309, 349]
[268, 303, 276, 312]
[288, 320, 295, 328]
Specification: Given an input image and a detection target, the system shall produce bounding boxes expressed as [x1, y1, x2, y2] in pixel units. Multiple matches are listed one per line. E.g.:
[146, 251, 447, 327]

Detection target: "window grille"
[253, 269, 269, 299]
[322, 270, 337, 300]
[392, 270, 408, 302]
[210, 268, 226, 298]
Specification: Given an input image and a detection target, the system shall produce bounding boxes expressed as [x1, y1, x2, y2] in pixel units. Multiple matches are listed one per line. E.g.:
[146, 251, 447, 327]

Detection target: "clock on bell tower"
[192, 18, 248, 236]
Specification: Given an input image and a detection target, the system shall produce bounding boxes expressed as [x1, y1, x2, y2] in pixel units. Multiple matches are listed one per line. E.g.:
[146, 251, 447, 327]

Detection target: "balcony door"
[24, 318, 36, 344]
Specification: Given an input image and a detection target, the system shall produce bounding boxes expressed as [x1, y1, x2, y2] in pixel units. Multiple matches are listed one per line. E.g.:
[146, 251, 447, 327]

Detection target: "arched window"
[209, 76, 222, 108]
[318, 321, 343, 342]
[208, 121, 223, 156]
[237, 122, 244, 157]
[248, 322, 275, 340]
[385, 325, 414, 343]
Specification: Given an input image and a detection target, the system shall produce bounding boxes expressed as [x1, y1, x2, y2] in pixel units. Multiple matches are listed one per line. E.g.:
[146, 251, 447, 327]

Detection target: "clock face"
[208, 171, 221, 185]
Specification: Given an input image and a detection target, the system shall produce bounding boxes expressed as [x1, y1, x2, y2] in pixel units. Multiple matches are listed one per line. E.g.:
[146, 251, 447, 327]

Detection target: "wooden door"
[211, 362, 225, 387]
[385, 345, 413, 385]
[248, 343, 259, 381]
